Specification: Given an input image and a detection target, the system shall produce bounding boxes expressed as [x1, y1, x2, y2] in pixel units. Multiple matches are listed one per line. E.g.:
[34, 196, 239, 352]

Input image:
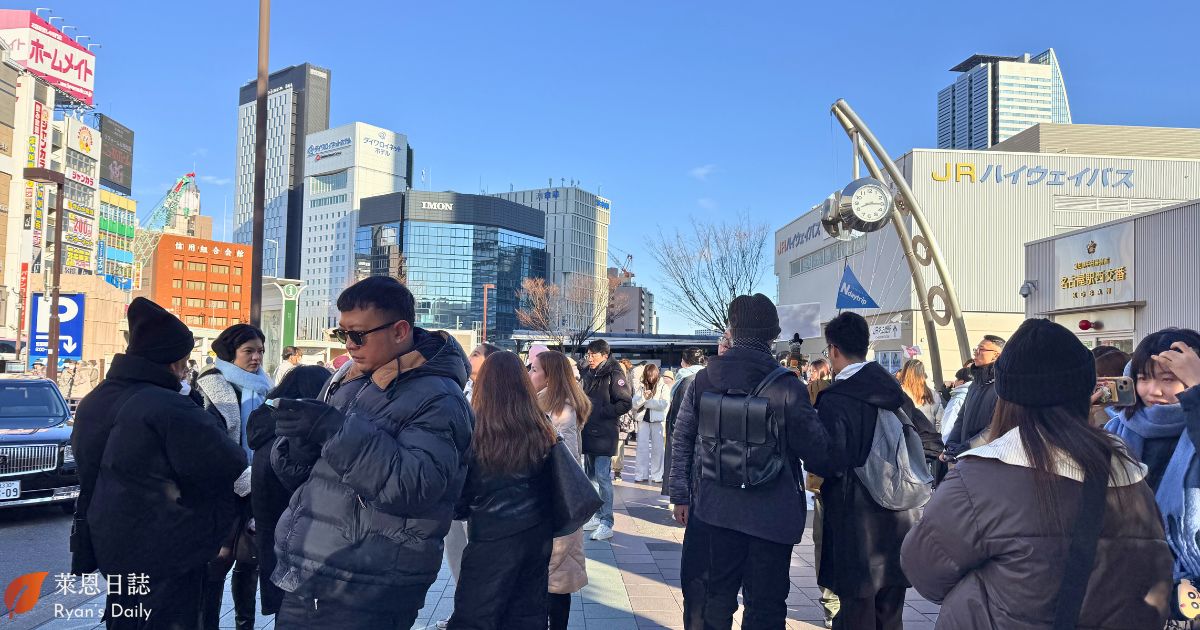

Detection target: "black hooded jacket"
[73, 353, 247, 578]
[245, 405, 289, 614]
[270, 329, 474, 609]
[944, 361, 999, 458]
[580, 358, 633, 456]
[810, 361, 942, 597]
[668, 347, 830, 545]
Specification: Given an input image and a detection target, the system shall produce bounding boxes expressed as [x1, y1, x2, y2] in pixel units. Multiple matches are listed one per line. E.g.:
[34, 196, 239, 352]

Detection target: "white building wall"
[233, 90, 293, 278]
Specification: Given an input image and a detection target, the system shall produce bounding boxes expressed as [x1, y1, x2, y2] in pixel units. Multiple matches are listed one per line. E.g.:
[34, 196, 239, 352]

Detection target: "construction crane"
[130, 172, 200, 287]
[608, 246, 634, 278]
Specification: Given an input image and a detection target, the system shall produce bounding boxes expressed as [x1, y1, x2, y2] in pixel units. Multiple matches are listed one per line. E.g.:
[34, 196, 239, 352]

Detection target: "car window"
[0, 383, 68, 420]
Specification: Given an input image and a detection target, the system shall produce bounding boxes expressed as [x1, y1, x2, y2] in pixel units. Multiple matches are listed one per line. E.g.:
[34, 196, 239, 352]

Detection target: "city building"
[608, 268, 657, 334]
[991, 123, 1200, 160]
[495, 185, 611, 333]
[233, 63, 330, 278]
[0, 42, 18, 351]
[137, 233, 252, 330]
[50, 116, 102, 276]
[356, 190, 546, 344]
[774, 137, 1200, 378]
[1023, 198, 1200, 351]
[937, 49, 1070, 150]
[97, 190, 136, 290]
[297, 122, 410, 339]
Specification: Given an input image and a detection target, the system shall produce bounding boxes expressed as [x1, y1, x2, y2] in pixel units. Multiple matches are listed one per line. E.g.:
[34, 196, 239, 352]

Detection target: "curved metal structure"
[830, 99, 971, 382]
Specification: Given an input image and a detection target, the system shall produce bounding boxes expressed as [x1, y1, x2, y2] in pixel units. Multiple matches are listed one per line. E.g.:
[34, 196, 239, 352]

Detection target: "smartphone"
[265, 398, 280, 408]
[1095, 376, 1136, 407]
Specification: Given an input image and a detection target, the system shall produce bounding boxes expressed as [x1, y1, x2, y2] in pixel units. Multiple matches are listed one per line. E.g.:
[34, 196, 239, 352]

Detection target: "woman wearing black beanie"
[901, 318, 1172, 629]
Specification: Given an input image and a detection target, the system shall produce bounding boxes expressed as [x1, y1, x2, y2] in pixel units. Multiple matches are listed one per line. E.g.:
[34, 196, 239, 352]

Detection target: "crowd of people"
[64, 274, 1200, 630]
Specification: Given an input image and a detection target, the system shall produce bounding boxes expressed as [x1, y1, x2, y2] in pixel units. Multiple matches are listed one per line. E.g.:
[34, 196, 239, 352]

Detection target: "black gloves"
[272, 399, 345, 445]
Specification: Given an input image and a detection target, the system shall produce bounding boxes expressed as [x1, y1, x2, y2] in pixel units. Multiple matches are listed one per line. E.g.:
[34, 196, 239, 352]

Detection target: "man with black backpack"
[669, 294, 832, 629]
[809, 312, 943, 630]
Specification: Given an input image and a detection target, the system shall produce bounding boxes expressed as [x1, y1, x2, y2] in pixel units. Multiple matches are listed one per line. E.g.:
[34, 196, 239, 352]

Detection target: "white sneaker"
[582, 516, 601, 531]
[592, 523, 614, 541]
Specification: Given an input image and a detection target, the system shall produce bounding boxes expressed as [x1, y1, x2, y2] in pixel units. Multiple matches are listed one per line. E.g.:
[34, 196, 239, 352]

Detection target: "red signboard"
[17, 263, 27, 333]
[0, 11, 96, 105]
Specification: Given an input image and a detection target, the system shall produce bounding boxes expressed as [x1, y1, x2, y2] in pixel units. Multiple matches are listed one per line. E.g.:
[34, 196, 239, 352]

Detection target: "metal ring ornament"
[927, 285, 952, 326]
[911, 235, 933, 267]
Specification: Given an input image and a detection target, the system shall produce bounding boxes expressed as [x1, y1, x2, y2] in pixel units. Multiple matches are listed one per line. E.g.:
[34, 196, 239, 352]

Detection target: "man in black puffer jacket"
[269, 277, 474, 629]
[579, 339, 633, 542]
[943, 334, 1005, 459]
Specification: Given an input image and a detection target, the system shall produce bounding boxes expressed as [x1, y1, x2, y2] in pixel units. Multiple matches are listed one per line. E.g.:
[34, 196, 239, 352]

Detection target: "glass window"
[186, 298, 204, 308]
[172, 259, 184, 270]
[172, 279, 182, 289]
[188, 261, 207, 272]
[172, 297, 182, 308]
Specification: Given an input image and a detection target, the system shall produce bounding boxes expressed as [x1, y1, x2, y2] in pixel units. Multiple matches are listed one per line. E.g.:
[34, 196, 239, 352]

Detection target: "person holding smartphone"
[1104, 329, 1200, 493]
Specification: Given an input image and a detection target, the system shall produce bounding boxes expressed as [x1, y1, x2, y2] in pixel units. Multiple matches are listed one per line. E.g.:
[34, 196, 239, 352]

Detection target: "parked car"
[0, 377, 79, 513]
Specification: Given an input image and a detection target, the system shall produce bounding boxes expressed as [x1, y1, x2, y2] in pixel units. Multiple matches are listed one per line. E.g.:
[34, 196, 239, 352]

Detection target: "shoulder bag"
[548, 437, 603, 537]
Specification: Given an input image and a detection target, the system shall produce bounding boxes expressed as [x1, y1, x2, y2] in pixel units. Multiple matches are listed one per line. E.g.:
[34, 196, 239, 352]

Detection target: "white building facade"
[53, 117, 101, 277]
[938, 49, 1071, 150]
[775, 148, 1200, 378]
[298, 122, 408, 340]
[496, 186, 611, 333]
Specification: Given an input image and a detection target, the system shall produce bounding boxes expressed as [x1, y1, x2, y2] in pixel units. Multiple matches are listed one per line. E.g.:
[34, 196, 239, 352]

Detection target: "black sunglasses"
[332, 321, 399, 345]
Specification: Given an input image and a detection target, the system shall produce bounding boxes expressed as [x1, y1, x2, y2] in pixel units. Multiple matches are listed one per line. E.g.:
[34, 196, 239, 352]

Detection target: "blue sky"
[31, 0, 1200, 333]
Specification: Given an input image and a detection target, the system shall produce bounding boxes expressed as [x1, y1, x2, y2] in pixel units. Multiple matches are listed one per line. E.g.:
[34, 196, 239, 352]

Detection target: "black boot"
[200, 577, 225, 630]
[231, 563, 259, 630]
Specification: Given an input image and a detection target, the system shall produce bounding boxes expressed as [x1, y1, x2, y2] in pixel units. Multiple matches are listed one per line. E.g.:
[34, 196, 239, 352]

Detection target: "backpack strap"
[754, 366, 795, 479]
[752, 367, 793, 397]
[1053, 472, 1107, 630]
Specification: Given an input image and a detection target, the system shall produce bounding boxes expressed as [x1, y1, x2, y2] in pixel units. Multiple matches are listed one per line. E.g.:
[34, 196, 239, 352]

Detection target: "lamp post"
[249, 0, 270, 327]
[23, 167, 65, 381]
[481, 283, 495, 344]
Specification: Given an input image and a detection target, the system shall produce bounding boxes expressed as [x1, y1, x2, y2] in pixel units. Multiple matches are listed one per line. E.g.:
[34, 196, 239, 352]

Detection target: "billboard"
[0, 10, 96, 105]
[98, 115, 133, 195]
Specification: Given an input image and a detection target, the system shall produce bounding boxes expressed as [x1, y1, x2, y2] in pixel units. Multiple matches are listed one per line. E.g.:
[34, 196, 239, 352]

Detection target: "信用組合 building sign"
[1053, 223, 1135, 309]
[931, 162, 1134, 189]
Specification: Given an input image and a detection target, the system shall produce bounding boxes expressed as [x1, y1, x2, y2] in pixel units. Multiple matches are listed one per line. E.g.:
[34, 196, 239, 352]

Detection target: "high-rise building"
[937, 49, 1071, 150]
[297, 122, 409, 339]
[356, 191, 546, 344]
[233, 63, 330, 278]
[97, 191, 136, 290]
[608, 268, 657, 334]
[495, 186, 610, 333]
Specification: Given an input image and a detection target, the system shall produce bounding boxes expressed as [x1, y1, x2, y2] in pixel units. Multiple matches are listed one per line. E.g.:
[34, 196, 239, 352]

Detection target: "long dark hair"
[898, 359, 935, 406]
[641, 363, 661, 397]
[990, 398, 1136, 531]
[471, 352, 557, 476]
[1125, 328, 1200, 418]
[535, 350, 591, 427]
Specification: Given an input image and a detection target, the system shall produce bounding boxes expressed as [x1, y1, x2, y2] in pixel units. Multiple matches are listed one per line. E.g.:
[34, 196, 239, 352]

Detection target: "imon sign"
[1054, 223, 1136, 309]
[29, 293, 85, 363]
[420, 201, 453, 211]
[0, 11, 96, 105]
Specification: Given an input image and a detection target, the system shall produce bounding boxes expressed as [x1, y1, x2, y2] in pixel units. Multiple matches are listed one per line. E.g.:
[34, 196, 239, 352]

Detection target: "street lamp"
[481, 283, 495, 344]
[23, 167, 65, 382]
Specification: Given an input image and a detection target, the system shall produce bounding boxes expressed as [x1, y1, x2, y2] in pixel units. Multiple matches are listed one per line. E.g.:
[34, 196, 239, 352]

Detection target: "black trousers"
[450, 523, 553, 630]
[831, 586, 905, 630]
[104, 565, 206, 630]
[274, 588, 425, 630]
[681, 516, 793, 630]
[548, 592, 572, 630]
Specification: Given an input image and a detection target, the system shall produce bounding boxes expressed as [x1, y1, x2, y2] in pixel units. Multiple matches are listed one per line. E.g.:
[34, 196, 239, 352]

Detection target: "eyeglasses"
[974, 345, 1000, 355]
[822, 345, 834, 358]
[332, 321, 399, 346]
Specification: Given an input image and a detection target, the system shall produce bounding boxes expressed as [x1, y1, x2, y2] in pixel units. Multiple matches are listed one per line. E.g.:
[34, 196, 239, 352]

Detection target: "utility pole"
[249, 0, 270, 326]
[23, 168, 64, 381]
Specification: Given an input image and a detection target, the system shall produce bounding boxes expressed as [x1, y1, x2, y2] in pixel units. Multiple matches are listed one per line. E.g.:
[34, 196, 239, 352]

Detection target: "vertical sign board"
[281, 283, 300, 347]
[98, 114, 133, 195]
[28, 292, 85, 365]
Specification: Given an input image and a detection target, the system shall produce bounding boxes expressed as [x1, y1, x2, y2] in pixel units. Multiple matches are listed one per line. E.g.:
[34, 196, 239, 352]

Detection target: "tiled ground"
[27, 442, 939, 629]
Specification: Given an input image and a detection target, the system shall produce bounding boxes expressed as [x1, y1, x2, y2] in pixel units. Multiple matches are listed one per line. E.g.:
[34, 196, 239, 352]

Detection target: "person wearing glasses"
[942, 335, 1006, 461]
[579, 339, 633, 542]
[267, 276, 474, 628]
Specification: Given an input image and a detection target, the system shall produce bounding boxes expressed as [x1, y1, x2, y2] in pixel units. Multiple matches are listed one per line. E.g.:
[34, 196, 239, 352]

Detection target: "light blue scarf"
[1158, 388, 1200, 580]
[1104, 403, 1187, 462]
[214, 359, 273, 460]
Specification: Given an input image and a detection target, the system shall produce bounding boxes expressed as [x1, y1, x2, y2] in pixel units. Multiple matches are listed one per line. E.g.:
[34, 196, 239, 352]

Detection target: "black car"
[0, 378, 79, 513]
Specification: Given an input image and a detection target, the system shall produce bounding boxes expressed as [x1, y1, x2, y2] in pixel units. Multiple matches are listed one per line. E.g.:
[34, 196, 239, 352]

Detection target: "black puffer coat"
[271, 329, 474, 609]
[456, 454, 552, 542]
[580, 359, 633, 456]
[74, 354, 247, 579]
[944, 361, 998, 457]
[245, 405, 288, 615]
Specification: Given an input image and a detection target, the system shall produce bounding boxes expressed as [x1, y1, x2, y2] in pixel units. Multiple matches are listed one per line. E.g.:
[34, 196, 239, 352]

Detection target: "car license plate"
[0, 480, 19, 501]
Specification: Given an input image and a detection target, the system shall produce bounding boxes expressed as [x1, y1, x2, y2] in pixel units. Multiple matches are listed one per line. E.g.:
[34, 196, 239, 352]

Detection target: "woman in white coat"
[632, 363, 671, 483]
[529, 349, 593, 630]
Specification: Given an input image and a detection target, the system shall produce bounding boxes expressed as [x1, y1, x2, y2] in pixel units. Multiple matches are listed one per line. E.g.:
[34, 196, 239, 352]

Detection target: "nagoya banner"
[98, 114, 133, 195]
[836, 266, 880, 310]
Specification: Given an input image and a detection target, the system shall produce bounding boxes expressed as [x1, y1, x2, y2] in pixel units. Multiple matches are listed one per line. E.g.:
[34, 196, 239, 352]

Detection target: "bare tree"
[515, 278, 566, 349]
[515, 273, 632, 353]
[646, 212, 770, 332]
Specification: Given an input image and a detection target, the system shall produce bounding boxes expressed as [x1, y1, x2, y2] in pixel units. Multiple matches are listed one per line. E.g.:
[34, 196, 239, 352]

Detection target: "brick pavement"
[26, 443, 940, 629]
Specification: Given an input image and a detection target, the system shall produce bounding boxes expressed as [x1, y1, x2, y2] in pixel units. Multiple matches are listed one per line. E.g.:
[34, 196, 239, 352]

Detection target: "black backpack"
[696, 367, 792, 489]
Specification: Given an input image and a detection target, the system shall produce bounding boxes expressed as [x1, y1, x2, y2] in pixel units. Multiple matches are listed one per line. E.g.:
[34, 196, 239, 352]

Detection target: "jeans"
[681, 516, 793, 630]
[584, 454, 614, 526]
[635, 421, 665, 482]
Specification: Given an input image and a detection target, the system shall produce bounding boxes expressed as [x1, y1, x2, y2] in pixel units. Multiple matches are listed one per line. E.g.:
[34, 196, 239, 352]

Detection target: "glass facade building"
[356, 191, 546, 345]
[937, 49, 1071, 149]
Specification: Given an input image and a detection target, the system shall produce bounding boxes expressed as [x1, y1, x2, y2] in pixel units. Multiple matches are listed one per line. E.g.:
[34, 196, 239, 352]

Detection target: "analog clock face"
[851, 185, 890, 223]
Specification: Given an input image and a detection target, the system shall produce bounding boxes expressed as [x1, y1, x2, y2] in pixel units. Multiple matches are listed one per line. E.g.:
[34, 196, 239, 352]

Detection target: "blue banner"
[836, 266, 880, 309]
[29, 293, 86, 364]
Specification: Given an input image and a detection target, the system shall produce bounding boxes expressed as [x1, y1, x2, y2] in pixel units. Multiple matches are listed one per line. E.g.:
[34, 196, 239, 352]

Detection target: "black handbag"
[548, 438, 602, 537]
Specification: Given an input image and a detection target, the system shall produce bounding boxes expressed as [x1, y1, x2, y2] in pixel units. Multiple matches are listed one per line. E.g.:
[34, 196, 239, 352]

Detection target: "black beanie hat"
[211, 324, 266, 362]
[995, 318, 1095, 408]
[728, 294, 781, 344]
[126, 297, 194, 364]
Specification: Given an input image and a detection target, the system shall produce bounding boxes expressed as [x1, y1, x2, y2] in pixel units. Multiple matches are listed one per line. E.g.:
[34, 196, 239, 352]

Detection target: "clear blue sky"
[30, 0, 1200, 333]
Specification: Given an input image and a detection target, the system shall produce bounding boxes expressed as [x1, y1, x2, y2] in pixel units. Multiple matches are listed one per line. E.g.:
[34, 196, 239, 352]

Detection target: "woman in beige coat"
[529, 350, 593, 630]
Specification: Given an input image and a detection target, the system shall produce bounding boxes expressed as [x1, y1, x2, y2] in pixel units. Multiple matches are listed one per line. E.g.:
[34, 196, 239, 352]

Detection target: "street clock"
[835, 177, 895, 233]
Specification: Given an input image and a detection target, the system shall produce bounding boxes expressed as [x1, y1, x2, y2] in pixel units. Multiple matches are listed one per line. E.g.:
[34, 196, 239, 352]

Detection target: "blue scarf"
[1156, 388, 1200, 580]
[214, 359, 273, 460]
[1104, 404, 1187, 462]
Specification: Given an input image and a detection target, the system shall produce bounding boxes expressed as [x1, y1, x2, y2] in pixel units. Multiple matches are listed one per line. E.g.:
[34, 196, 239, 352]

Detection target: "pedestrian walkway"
[23, 443, 939, 630]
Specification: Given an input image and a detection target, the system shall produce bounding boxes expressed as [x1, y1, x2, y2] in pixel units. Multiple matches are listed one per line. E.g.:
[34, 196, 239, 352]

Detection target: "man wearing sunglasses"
[268, 276, 473, 628]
